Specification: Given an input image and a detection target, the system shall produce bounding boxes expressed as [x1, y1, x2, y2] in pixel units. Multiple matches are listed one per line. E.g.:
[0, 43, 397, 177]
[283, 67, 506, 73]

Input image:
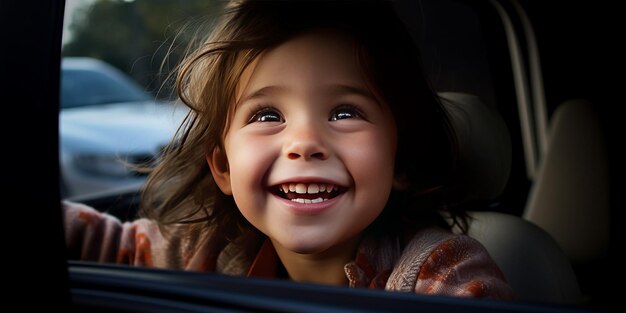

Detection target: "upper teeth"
[281, 183, 338, 194]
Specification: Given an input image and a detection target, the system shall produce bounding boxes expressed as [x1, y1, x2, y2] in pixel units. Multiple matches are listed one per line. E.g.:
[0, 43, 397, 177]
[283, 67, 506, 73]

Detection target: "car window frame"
[2, 0, 70, 310]
[2, 0, 613, 311]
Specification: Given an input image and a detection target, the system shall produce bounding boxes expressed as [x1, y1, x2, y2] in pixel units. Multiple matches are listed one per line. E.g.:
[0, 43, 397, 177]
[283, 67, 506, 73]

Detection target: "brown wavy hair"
[140, 0, 465, 245]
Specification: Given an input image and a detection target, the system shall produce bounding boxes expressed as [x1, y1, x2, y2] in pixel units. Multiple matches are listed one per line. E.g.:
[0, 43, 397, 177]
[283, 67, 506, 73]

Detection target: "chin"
[285, 243, 327, 255]
[277, 237, 334, 255]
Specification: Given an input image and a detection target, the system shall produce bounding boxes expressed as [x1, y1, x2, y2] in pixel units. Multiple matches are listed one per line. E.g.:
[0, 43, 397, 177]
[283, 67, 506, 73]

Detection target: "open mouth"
[270, 182, 346, 204]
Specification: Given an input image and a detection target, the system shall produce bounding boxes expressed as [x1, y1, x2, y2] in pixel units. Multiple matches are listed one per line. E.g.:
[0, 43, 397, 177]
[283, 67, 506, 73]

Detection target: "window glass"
[61, 66, 150, 109]
[60, 0, 223, 199]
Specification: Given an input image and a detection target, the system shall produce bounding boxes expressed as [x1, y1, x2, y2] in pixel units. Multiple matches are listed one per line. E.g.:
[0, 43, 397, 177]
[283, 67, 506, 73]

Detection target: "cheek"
[352, 124, 396, 172]
[343, 129, 396, 203]
[224, 133, 278, 201]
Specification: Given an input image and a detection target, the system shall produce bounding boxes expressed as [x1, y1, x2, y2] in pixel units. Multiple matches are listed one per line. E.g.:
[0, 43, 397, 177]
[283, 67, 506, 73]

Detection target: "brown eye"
[249, 108, 283, 123]
[330, 105, 361, 121]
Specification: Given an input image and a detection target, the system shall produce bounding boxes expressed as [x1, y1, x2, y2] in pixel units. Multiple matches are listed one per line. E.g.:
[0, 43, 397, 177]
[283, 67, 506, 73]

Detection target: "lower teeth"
[291, 197, 327, 204]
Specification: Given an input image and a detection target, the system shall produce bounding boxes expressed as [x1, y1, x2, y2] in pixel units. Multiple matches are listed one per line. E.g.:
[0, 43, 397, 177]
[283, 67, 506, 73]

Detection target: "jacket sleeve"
[413, 234, 515, 300]
[63, 201, 168, 267]
[386, 227, 514, 300]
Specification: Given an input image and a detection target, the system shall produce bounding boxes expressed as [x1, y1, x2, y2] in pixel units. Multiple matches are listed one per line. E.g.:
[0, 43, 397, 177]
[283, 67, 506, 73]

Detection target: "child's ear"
[393, 173, 410, 191]
[206, 147, 232, 195]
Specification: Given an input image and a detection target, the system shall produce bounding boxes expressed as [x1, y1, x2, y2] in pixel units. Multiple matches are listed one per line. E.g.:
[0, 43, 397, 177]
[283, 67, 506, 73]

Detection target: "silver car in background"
[60, 57, 187, 198]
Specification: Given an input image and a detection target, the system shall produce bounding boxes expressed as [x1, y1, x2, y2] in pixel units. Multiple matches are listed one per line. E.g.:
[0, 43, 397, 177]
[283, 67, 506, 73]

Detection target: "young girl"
[64, 0, 513, 299]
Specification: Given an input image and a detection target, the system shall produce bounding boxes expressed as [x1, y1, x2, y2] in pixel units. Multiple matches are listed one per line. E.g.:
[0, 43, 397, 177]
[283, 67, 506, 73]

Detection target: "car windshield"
[61, 67, 150, 109]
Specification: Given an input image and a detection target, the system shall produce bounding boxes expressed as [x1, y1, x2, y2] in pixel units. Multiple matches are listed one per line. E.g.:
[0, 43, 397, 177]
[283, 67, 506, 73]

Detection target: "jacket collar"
[246, 235, 403, 288]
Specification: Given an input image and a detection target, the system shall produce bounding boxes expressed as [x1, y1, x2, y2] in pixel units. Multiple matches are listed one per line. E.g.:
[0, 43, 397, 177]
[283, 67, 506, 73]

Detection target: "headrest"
[439, 92, 512, 203]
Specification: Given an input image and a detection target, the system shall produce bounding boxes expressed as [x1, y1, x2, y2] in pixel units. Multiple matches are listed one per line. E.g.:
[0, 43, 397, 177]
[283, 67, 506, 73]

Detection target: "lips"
[270, 182, 346, 204]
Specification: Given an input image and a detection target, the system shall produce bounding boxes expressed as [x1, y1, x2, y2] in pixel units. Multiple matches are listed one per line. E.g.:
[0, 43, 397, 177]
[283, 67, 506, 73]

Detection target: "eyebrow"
[327, 84, 377, 100]
[239, 84, 377, 105]
[238, 85, 290, 105]
[321, 84, 383, 108]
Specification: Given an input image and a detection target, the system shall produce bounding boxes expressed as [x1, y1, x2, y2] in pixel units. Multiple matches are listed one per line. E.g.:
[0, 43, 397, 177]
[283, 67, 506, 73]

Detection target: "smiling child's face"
[208, 29, 397, 255]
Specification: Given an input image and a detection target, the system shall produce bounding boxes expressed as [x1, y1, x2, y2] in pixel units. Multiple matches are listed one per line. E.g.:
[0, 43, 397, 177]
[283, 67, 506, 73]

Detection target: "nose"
[283, 123, 329, 161]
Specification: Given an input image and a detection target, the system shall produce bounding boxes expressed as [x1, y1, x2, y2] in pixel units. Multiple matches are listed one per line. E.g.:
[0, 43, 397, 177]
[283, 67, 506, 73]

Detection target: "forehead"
[235, 29, 370, 104]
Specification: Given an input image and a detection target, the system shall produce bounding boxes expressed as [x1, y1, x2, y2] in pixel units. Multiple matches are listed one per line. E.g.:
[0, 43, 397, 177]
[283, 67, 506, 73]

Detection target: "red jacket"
[64, 201, 514, 299]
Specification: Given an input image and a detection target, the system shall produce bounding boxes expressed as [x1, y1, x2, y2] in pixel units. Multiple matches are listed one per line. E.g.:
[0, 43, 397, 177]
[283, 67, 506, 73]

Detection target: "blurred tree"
[63, 0, 223, 99]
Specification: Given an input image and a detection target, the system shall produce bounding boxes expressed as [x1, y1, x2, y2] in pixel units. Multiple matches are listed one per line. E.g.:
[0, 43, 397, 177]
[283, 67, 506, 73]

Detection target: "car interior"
[4, 0, 617, 312]
[408, 0, 612, 308]
[440, 91, 582, 305]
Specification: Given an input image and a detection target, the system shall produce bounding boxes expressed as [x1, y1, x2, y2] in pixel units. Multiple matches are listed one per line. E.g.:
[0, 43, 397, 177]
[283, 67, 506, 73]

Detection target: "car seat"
[440, 92, 582, 305]
[523, 99, 610, 266]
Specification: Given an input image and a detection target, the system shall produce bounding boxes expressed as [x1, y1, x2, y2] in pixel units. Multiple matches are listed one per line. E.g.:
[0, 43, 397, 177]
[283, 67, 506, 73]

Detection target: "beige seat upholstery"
[440, 92, 582, 305]
[463, 211, 582, 304]
[523, 99, 610, 265]
[440, 92, 511, 203]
